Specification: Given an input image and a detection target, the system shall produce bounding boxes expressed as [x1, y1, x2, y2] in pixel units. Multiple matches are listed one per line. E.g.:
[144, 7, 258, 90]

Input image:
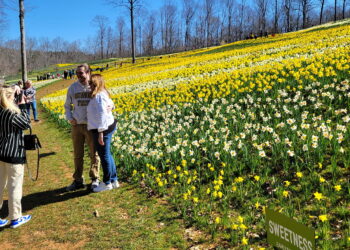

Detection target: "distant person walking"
[0, 85, 32, 228]
[64, 64, 100, 191]
[24, 80, 39, 122]
[87, 74, 119, 192]
[69, 70, 73, 79]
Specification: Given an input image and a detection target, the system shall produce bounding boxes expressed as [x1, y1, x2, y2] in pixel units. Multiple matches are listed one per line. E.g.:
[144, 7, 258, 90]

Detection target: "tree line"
[0, 0, 349, 77]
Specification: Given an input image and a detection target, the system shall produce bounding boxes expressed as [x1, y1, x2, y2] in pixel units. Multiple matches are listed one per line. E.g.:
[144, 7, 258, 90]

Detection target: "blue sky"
[4, 0, 163, 42]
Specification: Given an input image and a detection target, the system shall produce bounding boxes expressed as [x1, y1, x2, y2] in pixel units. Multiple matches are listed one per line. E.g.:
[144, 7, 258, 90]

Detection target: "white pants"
[0, 160, 24, 220]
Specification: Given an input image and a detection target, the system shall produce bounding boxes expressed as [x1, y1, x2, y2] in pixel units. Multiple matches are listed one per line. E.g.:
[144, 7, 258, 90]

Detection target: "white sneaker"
[112, 181, 120, 189]
[93, 182, 112, 192]
[91, 179, 100, 190]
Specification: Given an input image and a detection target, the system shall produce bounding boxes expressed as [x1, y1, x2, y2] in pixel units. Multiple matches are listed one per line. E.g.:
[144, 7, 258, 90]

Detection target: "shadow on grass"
[0, 187, 91, 221]
[39, 152, 56, 158]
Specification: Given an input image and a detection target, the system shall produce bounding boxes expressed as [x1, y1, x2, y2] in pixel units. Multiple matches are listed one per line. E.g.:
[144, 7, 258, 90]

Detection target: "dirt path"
[0, 79, 201, 249]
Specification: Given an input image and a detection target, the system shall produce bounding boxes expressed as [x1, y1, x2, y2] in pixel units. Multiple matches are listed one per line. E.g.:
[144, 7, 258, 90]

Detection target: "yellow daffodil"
[318, 214, 328, 222]
[241, 237, 248, 245]
[314, 192, 324, 201]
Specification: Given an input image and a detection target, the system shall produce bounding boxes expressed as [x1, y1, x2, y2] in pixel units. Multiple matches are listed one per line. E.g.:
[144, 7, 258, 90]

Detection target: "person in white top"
[87, 74, 119, 192]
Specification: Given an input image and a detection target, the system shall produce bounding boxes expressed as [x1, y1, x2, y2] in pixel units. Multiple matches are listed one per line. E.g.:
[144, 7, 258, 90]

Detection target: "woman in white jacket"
[87, 74, 119, 192]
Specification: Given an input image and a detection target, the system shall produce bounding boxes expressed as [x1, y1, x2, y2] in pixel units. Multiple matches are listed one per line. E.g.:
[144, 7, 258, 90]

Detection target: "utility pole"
[19, 0, 27, 82]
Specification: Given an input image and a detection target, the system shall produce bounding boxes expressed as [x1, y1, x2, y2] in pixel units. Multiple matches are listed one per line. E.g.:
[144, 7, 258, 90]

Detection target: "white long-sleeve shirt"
[87, 90, 115, 132]
[64, 81, 92, 124]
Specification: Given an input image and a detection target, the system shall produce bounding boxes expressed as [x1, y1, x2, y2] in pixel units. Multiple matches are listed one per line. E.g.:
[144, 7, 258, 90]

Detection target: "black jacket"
[0, 104, 31, 164]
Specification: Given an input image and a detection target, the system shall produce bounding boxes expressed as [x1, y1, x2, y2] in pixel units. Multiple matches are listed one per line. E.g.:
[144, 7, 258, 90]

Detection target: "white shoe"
[112, 181, 120, 189]
[93, 182, 112, 192]
[91, 179, 100, 190]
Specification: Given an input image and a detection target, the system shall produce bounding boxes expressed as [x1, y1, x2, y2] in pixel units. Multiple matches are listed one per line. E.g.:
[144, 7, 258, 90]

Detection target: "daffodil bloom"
[241, 237, 248, 245]
[254, 175, 260, 181]
[284, 180, 291, 187]
[282, 190, 289, 197]
[296, 172, 303, 178]
[334, 185, 341, 191]
[319, 177, 325, 183]
[318, 214, 328, 222]
[314, 192, 324, 201]
[215, 217, 221, 224]
[255, 201, 260, 209]
[235, 177, 244, 183]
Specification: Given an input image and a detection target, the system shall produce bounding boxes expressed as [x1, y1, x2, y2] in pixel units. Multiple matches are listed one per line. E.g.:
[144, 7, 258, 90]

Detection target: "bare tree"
[26, 37, 38, 71]
[238, 0, 247, 39]
[299, 0, 313, 28]
[273, 0, 279, 33]
[255, 0, 269, 35]
[92, 15, 109, 59]
[105, 26, 114, 58]
[116, 17, 126, 57]
[204, 0, 216, 47]
[318, 0, 325, 24]
[160, 1, 178, 53]
[106, 0, 142, 63]
[223, 0, 235, 42]
[334, 0, 337, 21]
[143, 13, 157, 55]
[284, 0, 293, 32]
[342, 0, 347, 19]
[182, 0, 196, 49]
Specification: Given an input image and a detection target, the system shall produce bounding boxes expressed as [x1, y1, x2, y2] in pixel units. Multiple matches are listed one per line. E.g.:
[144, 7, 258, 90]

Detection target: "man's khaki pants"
[72, 124, 100, 183]
[0, 161, 24, 220]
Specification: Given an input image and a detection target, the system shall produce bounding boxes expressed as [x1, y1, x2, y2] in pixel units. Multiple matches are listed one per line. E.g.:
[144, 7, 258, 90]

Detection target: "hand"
[98, 132, 104, 146]
[106, 104, 113, 112]
[69, 119, 77, 126]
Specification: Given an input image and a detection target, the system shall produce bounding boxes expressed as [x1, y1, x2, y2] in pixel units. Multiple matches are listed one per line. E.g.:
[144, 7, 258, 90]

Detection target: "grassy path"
[0, 79, 201, 249]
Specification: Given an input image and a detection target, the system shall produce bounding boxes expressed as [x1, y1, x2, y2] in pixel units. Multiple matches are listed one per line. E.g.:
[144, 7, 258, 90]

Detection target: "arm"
[98, 132, 104, 146]
[11, 104, 31, 130]
[64, 86, 76, 125]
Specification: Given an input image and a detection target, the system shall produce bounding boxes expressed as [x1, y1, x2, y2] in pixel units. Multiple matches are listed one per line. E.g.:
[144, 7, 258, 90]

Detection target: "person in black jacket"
[0, 85, 32, 228]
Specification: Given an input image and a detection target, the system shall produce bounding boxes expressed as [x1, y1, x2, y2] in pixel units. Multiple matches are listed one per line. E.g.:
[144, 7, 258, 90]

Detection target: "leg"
[25, 103, 31, 119]
[85, 128, 100, 180]
[71, 125, 85, 183]
[92, 132, 110, 184]
[31, 100, 38, 120]
[0, 161, 8, 211]
[7, 162, 24, 220]
[104, 130, 117, 183]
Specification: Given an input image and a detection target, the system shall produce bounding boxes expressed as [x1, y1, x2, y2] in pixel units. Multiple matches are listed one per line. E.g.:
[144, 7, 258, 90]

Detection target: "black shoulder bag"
[24, 127, 42, 181]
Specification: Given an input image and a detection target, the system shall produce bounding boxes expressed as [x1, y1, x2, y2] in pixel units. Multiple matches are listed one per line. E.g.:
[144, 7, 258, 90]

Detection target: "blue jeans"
[92, 127, 117, 185]
[26, 101, 38, 120]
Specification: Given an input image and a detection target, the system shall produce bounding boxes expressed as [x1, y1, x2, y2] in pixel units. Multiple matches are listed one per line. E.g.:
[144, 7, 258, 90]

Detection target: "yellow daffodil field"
[41, 20, 350, 248]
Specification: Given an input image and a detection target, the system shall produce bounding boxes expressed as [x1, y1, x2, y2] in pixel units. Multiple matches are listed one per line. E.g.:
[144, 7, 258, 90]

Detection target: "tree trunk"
[334, 0, 337, 21]
[319, 0, 324, 25]
[130, 1, 136, 63]
[274, 0, 278, 33]
[19, 0, 27, 82]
